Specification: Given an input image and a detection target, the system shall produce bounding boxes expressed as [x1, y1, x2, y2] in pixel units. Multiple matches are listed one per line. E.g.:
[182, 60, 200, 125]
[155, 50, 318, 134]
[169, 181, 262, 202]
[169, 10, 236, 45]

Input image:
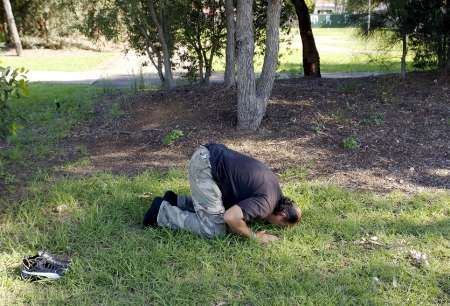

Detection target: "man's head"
[266, 196, 302, 226]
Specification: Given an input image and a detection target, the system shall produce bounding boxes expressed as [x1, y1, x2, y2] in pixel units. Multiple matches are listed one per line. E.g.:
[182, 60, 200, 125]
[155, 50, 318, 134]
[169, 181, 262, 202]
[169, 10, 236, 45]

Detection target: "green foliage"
[407, 0, 449, 71]
[352, 0, 449, 72]
[0, 65, 28, 139]
[305, 0, 315, 13]
[0, 0, 82, 43]
[162, 129, 184, 145]
[176, 0, 226, 82]
[342, 136, 359, 150]
[78, 0, 179, 86]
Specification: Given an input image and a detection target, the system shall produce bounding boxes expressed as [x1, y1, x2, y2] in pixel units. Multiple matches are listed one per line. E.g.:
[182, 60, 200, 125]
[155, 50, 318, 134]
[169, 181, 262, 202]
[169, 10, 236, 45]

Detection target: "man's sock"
[143, 197, 163, 227]
[163, 190, 178, 206]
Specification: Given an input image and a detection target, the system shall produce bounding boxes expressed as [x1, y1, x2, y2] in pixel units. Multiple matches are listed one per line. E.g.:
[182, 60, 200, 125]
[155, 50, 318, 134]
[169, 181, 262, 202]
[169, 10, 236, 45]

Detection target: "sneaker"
[21, 255, 69, 281]
[163, 190, 178, 206]
[38, 251, 71, 269]
[143, 197, 163, 227]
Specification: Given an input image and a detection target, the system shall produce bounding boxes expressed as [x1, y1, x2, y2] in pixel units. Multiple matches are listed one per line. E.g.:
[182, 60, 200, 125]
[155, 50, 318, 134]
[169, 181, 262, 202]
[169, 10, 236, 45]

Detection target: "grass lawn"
[0, 83, 448, 305]
[0, 171, 448, 305]
[214, 28, 412, 74]
[0, 84, 100, 191]
[0, 52, 116, 72]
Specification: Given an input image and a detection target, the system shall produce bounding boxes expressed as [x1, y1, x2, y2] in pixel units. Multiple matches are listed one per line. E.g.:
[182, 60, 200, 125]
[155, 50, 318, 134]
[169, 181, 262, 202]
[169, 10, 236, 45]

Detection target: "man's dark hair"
[274, 196, 301, 224]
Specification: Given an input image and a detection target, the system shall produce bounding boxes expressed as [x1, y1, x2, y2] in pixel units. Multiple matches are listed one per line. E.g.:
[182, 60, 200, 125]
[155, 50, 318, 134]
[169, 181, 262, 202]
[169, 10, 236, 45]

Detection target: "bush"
[0, 65, 29, 139]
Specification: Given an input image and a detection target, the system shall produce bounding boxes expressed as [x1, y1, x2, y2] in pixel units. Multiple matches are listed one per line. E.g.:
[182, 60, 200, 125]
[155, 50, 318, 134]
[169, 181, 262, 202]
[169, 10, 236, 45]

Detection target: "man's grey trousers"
[157, 146, 227, 238]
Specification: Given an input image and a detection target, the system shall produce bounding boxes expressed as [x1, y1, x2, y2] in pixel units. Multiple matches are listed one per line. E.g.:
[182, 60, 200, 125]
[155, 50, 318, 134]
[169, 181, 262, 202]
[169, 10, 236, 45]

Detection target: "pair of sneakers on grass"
[21, 251, 71, 281]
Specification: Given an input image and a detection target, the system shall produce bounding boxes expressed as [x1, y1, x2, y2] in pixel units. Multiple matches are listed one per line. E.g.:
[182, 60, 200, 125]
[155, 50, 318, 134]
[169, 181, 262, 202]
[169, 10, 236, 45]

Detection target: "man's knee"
[198, 214, 227, 239]
[157, 201, 184, 228]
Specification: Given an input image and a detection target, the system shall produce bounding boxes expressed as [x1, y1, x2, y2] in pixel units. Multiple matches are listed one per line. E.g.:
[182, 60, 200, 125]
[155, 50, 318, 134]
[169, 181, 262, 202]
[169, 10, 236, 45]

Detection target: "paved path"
[27, 52, 390, 88]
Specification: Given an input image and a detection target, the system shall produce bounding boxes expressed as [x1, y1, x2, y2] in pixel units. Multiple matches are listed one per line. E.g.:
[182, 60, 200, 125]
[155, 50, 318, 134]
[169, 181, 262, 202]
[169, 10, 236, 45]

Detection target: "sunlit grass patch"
[6, 84, 99, 149]
[0, 84, 100, 194]
[0, 52, 116, 72]
[0, 170, 448, 305]
[213, 27, 413, 74]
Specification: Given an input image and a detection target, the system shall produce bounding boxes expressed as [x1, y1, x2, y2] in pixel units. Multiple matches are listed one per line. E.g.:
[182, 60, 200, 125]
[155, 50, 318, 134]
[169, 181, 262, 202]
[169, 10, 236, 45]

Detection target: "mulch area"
[65, 72, 449, 194]
[1, 73, 448, 203]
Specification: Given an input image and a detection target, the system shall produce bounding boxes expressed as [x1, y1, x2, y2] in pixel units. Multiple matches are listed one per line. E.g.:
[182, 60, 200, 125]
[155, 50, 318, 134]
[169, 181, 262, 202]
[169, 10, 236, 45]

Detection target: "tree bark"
[446, 41, 450, 76]
[145, 46, 165, 83]
[148, 0, 175, 89]
[236, 0, 281, 130]
[256, 0, 281, 114]
[290, 0, 321, 77]
[236, 0, 257, 130]
[2, 0, 23, 56]
[400, 33, 407, 78]
[136, 20, 165, 84]
[225, 0, 236, 87]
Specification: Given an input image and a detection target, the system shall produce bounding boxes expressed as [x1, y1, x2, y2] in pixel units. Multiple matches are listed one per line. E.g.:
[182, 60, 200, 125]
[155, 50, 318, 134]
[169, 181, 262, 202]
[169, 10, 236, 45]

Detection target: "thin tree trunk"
[290, 0, 321, 77]
[2, 0, 22, 56]
[197, 31, 206, 83]
[444, 39, 450, 75]
[236, 0, 257, 130]
[205, 42, 217, 85]
[198, 48, 205, 83]
[256, 0, 281, 114]
[145, 46, 165, 83]
[225, 0, 236, 87]
[236, 0, 281, 130]
[137, 20, 165, 83]
[148, 0, 175, 89]
[400, 33, 407, 78]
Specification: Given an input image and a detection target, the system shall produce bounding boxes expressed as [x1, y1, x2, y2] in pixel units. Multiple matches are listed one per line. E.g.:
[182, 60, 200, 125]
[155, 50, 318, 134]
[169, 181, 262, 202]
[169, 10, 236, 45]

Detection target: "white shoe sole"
[21, 270, 61, 280]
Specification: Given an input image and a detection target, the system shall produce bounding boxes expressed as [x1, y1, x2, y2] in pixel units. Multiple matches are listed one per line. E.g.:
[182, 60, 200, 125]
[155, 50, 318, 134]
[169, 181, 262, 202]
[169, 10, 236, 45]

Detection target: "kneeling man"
[144, 143, 301, 244]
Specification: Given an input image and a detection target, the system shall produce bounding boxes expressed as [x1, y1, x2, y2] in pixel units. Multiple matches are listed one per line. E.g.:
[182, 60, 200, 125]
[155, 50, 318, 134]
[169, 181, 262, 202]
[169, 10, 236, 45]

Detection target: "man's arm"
[223, 205, 279, 244]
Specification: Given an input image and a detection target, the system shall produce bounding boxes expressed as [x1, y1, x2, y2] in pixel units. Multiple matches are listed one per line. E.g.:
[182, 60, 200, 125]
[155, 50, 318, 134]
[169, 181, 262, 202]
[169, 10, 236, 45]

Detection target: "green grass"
[0, 84, 100, 189]
[0, 170, 448, 305]
[214, 28, 412, 74]
[0, 52, 115, 72]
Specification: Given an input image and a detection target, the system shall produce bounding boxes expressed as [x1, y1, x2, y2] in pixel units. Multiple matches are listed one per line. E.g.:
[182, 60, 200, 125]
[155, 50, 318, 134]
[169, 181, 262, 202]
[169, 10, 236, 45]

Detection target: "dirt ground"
[61, 72, 449, 194]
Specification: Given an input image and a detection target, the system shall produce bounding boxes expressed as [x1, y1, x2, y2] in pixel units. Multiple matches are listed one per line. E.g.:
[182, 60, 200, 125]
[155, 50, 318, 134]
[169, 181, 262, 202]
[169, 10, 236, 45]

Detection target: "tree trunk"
[290, 0, 321, 77]
[137, 20, 165, 84]
[256, 0, 281, 114]
[236, 0, 281, 130]
[446, 41, 450, 76]
[2, 0, 23, 56]
[236, 0, 257, 130]
[225, 0, 236, 88]
[145, 46, 165, 83]
[148, 0, 175, 89]
[400, 33, 407, 78]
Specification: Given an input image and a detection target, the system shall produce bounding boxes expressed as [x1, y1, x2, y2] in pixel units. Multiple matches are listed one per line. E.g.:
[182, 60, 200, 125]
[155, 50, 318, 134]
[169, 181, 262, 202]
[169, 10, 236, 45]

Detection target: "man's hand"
[224, 206, 280, 244]
[255, 230, 279, 244]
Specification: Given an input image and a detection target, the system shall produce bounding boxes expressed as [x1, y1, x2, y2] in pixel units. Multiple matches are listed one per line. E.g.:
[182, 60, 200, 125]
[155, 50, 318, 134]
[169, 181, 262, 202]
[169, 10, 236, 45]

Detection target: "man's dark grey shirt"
[204, 143, 281, 221]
